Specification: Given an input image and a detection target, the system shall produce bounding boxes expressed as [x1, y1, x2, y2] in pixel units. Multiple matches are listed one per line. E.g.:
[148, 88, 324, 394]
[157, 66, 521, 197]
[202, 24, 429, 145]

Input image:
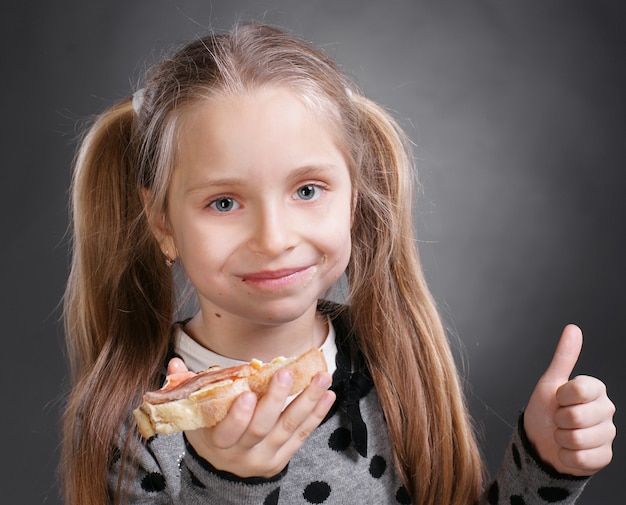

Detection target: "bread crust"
[133, 348, 327, 438]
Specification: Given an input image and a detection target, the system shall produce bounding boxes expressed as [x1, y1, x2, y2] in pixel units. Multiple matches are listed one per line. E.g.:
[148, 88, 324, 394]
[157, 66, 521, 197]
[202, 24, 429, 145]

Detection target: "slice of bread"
[133, 348, 327, 438]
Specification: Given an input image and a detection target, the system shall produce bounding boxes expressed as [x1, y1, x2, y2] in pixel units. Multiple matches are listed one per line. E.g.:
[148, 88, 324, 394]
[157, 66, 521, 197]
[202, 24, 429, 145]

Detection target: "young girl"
[61, 23, 615, 505]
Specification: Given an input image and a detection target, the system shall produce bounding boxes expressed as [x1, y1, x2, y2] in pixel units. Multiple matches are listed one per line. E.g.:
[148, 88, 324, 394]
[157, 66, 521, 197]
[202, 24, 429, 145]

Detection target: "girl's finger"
[558, 444, 614, 476]
[554, 420, 617, 451]
[268, 371, 333, 447]
[554, 396, 616, 429]
[273, 389, 336, 464]
[555, 376, 606, 407]
[166, 357, 188, 375]
[206, 391, 258, 449]
[236, 369, 295, 449]
[289, 389, 336, 443]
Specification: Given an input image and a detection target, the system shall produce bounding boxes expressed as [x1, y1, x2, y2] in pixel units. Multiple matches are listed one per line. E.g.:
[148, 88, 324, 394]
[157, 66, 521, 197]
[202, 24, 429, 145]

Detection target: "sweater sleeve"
[179, 435, 287, 504]
[107, 427, 286, 504]
[480, 414, 589, 505]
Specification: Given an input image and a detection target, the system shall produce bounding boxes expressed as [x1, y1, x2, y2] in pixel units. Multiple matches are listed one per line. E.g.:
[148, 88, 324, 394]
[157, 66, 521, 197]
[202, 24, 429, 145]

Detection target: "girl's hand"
[523, 325, 616, 476]
[177, 360, 335, 478]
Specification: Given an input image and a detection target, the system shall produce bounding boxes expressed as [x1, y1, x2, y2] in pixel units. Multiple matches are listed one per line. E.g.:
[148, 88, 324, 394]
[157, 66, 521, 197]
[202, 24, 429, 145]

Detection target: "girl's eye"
[209, 197, 240, 212]
[295, 184, 322, 201]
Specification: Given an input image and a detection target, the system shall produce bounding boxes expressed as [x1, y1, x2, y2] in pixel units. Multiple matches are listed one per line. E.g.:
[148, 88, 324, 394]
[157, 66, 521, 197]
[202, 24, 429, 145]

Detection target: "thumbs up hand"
[524, 325, 616, 476]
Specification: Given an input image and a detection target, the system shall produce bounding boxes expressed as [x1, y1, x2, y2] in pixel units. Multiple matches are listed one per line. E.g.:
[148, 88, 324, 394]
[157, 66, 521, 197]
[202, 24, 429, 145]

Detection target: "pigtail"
[347, 95, 484, 505]
[62, 99, 174, 505]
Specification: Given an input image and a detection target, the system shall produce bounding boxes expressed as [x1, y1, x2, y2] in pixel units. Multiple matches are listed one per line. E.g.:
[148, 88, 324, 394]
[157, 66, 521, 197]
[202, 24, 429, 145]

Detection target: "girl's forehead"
[175, 87, 345, 154]
[177, 85, 343, 133]
[170, 88, 349, 183]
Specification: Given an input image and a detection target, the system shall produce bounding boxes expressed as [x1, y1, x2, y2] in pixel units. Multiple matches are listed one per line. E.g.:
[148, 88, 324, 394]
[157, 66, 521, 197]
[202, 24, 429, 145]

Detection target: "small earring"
[163, 249, 176, 267]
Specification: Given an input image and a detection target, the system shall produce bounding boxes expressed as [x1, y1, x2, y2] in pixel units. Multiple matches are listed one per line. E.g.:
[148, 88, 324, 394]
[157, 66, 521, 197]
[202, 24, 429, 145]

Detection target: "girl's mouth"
[240, 265, 317, 288]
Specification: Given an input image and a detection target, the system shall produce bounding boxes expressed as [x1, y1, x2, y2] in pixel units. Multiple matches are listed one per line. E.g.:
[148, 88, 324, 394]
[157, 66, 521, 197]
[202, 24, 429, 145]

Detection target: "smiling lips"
[240, 265, 316, 288]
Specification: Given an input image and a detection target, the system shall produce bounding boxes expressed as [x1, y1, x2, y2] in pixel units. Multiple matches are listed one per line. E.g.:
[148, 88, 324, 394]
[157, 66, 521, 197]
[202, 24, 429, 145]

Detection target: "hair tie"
[132, 88, 145, 114]
[345, 87, 353, 100]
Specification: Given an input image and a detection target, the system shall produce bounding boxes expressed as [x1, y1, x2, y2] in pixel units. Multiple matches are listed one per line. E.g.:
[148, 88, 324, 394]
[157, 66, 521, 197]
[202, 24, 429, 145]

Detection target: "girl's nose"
[248, 203, 297, 256]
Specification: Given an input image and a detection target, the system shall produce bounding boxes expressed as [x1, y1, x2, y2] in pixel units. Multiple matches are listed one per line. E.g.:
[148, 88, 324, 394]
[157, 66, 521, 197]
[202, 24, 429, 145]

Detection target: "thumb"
[167, 357, 189, 375]
[540, 324, 583, 385]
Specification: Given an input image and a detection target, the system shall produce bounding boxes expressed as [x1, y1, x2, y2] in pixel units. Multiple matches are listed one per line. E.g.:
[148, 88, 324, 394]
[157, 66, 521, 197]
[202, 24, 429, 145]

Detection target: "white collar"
[173, 317, 338, 376]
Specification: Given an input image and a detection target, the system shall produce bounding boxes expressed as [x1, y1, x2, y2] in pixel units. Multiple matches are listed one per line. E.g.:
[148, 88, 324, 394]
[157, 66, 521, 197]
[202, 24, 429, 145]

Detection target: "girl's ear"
[141, 188, 178, 263]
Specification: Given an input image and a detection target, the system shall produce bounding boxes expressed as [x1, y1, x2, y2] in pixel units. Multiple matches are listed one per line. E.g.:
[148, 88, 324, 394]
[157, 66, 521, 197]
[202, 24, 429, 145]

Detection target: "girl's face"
[161, 88, 352, 331]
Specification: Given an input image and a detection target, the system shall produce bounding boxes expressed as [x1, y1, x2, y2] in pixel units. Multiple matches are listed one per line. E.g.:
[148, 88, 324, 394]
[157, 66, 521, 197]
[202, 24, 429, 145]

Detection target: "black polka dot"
[369, 455, 387, 478]
[328, 427, 352, 452]
[189, 471, 205, 488]
[264, 487, 280, 505]
[140, 472, 166, 492]
[510, 495, 526, 505]
[538, 487, 570, 502]
[395, 485, 412, 504]
[303, 481, 332, 503]
[512, 443, 522, 470]
[487, 480, 499, 504]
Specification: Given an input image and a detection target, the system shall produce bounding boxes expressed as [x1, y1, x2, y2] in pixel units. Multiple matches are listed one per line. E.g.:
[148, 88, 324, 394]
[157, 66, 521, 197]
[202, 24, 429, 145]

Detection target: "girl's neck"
[184, 304, 328, 362]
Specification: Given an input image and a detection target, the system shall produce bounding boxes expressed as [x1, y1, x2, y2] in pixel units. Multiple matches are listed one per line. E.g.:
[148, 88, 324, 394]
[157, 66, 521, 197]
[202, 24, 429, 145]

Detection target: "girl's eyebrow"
[185, 177, 243, 194]
[289, 163, 337, 181]
[184, 164, 339, 194]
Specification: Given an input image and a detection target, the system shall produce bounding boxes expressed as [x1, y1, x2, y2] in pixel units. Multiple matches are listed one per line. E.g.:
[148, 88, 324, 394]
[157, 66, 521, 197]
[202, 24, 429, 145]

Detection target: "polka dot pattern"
[462, 415, 585, 504]
[538, 487, 570, 502]
[512, 443, 522, 470]
[297, 428, 407, 503]
[113, 325, 588, 505]
[303, 481, 332, 504]
[328, 427, 352, 452]
[140, 471, 166, 492]
[395, 485, 412, 504]
[264, 487, 280, 505]
[488, 480, 499, 504]
[369, 455, 387, 479]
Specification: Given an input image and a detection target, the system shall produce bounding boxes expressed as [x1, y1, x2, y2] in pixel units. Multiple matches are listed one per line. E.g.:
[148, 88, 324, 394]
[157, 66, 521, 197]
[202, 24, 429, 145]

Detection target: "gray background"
[2, 0, 624, 503]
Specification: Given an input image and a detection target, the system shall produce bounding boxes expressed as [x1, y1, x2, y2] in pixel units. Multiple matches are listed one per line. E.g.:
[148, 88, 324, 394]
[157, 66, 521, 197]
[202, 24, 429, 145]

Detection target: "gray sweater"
[108, 309, 588, 504]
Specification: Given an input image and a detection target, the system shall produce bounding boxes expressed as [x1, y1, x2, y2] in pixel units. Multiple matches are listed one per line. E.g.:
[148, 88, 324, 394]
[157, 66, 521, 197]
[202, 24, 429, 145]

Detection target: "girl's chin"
[244, 301, 319, 326]
[198, 297, 319, 324]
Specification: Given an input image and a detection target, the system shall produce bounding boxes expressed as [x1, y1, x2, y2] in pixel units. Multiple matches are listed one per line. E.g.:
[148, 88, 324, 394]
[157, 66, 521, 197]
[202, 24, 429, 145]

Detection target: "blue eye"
[295, 185, 320, 201]
[209, 197, 239, 212]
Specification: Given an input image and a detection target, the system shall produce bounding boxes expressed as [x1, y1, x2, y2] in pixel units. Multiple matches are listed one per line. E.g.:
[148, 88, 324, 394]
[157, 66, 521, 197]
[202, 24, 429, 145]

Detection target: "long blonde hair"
[62, 23, 483, 505]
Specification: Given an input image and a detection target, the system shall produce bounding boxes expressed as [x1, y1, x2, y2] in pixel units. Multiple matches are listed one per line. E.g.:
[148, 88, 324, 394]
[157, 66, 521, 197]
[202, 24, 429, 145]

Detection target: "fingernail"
[240, 392, 256, 408]
[314, 372, 332, 389]
[321, 391, 336, 408]
[277, 369, 292, 385]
